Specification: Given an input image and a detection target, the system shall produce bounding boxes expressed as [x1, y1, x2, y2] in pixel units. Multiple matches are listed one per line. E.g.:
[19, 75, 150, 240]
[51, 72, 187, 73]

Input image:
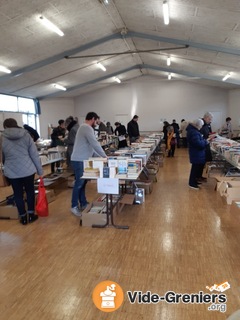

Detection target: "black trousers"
[189, 164, 203, 187]
[9, 174, 35, 217]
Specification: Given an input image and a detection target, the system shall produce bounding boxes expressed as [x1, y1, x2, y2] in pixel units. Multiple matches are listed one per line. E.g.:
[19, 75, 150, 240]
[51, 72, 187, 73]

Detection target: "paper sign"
[97, 178, 119, 195]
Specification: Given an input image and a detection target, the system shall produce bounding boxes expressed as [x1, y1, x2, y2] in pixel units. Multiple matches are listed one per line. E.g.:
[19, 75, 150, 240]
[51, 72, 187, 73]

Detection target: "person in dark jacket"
[171, 119, 180, 148]
[23, 124, 40, 142]
[187, 119, 209, 190]
[163, 121, 170, 143]
[106, 122, 114, 135]
[2, 118, 43, 225]
[114, 122, 128, 148]
[64, 116, 79, 167]
[127, 115, 140, 143]
[50, 119, 66, 173]
[199, 112, 213, 180]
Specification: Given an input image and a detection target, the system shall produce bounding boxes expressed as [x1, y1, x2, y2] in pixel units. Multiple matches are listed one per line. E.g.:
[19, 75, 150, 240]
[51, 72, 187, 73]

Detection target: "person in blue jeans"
[2, 118, 43, 225]
[70, 112, 107, 217]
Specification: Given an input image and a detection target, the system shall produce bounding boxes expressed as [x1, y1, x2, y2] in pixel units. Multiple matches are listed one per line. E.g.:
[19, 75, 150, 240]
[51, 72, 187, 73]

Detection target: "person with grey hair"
[186, 119, 209, 190]
[199, 112, 213, 180]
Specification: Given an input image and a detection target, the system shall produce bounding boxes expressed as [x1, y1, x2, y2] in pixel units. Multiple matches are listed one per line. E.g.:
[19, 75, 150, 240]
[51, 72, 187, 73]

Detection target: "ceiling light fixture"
[168, 73, 172, 80]
[222, 73, 231, 81]
[114, 77, 121, 83]
[163, 0, 170, 25]
[167, 56, 171, 66]
[97, 62, 106, 72]
[39, 16, 64, 36]
[103, 0, 109, 4]
[0, 65, 11, 74]
[53, 83, 67, 91]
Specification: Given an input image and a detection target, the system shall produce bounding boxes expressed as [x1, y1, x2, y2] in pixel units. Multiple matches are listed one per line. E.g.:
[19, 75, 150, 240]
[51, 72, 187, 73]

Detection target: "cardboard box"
[221, 183, 240, 205]
[213, 176, 240, 191]
[118, 194, 135, 213]
[81, 202, 107, 227]
[146, 163, 159, 172]
[0, 200, 18, 219]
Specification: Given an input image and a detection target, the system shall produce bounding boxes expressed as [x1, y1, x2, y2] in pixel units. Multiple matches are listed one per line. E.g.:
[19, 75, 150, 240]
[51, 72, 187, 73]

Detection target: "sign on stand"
[97, 178, 119, 195]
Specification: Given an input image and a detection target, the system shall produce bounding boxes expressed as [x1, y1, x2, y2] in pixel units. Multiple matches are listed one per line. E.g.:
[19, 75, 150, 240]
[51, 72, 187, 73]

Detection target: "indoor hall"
[0, 148, 239, 320]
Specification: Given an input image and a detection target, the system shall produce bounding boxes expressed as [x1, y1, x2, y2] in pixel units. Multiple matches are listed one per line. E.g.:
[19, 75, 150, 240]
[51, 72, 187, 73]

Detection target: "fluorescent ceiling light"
[222, 73, 231, 81]
[163, 0, 169, 25]
[97, 62, 106, 72]
[53, 83, 67, 91]
[168, 73, 172, 80]
[39, 16, 64, 36]
[167, 57, 171, 66]
[0, 65, 11, 74]
[114, 77, 121, 83]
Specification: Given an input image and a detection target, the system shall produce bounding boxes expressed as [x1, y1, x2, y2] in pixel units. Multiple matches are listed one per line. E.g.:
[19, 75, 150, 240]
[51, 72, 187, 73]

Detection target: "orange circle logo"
[92, 280, 124, 312]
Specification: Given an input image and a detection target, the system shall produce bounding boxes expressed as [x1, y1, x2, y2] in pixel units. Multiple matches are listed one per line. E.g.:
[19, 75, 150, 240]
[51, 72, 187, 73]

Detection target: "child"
[167, 126, 176, 157]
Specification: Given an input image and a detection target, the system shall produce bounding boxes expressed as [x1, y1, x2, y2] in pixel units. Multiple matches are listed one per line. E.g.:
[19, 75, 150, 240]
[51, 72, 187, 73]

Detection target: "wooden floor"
[1, 148, 240, 320]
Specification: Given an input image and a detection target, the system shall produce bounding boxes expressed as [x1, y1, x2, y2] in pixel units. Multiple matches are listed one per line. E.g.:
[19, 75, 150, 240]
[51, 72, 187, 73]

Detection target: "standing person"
[114, 122, 128, 148]
[50, 119, 66, 173]
[70, 112, 107, 217]
[220, 117, 233, 139]
[180, 119, 188, 148]
[167, 126, 176, 157]
[106, 122, 114, 135]
[64, 116, 79, 168]
[171, 119, 180, 148]
[127, 115, 140, 143]
[186, 119, 209, 190]
[162, 121, 170, 143]
[2, 118, 43, 225]
[96, 117, 107, 137]
[199, 112, 213, 181]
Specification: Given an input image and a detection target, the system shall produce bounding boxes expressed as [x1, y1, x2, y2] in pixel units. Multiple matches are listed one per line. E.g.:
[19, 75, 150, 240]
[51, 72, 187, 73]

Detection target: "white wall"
[228, 90, 240, 131]
[39, 98, 74, 138]
[74, 77, 228, 132]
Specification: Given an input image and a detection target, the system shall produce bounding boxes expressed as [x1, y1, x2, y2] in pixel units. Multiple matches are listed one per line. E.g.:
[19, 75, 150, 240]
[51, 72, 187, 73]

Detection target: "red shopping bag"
[36, 177, 49, 217]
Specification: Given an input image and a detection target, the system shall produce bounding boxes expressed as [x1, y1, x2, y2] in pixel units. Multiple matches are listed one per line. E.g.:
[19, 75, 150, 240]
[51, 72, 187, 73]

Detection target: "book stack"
[116, 158, 128, 178]
[127, 159, 142, 178]
[83, 167, 100, 177]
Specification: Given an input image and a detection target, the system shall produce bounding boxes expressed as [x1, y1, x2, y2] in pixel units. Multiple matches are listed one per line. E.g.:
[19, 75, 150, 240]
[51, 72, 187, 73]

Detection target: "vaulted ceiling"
[1, 0, 240, 99]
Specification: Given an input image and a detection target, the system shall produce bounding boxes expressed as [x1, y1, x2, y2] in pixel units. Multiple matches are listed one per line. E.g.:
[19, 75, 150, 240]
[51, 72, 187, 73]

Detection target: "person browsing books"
[70, 112, 107, 217]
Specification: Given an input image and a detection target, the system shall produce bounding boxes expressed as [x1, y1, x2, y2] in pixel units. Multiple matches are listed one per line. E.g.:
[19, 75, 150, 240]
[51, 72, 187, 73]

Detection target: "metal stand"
[92, 194, 129, 229]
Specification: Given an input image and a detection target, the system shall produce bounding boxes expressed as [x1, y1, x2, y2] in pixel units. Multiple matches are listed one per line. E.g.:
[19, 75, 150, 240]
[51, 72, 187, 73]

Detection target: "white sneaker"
[71, 206, 82, 217]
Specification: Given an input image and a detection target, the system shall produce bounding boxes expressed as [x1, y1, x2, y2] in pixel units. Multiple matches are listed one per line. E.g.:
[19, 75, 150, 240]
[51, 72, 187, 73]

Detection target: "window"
[18, 97, 35, 113]
[0, 94, 18, 112]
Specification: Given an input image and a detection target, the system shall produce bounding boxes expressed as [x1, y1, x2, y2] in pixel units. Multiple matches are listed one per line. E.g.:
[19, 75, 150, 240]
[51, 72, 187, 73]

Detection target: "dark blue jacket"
[186, 124, 208, 164]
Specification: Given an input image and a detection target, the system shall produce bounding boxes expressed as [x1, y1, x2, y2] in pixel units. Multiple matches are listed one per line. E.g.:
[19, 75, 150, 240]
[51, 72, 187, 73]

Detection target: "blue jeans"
[9, 174, 35, 217]
[71, 161, 88, 208]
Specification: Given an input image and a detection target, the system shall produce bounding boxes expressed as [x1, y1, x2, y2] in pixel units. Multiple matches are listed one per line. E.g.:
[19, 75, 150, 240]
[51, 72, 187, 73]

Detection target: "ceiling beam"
[126, 31, 240, 57]
[38, 63, 240, 99]
[2, 30, 240, 85]
[38, 66, 138, 100]
[0, 33, 122, 82]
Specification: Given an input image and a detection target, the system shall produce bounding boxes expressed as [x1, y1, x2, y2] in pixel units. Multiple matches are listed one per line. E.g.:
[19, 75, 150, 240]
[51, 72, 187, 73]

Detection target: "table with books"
[81, 134, 162, 229]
